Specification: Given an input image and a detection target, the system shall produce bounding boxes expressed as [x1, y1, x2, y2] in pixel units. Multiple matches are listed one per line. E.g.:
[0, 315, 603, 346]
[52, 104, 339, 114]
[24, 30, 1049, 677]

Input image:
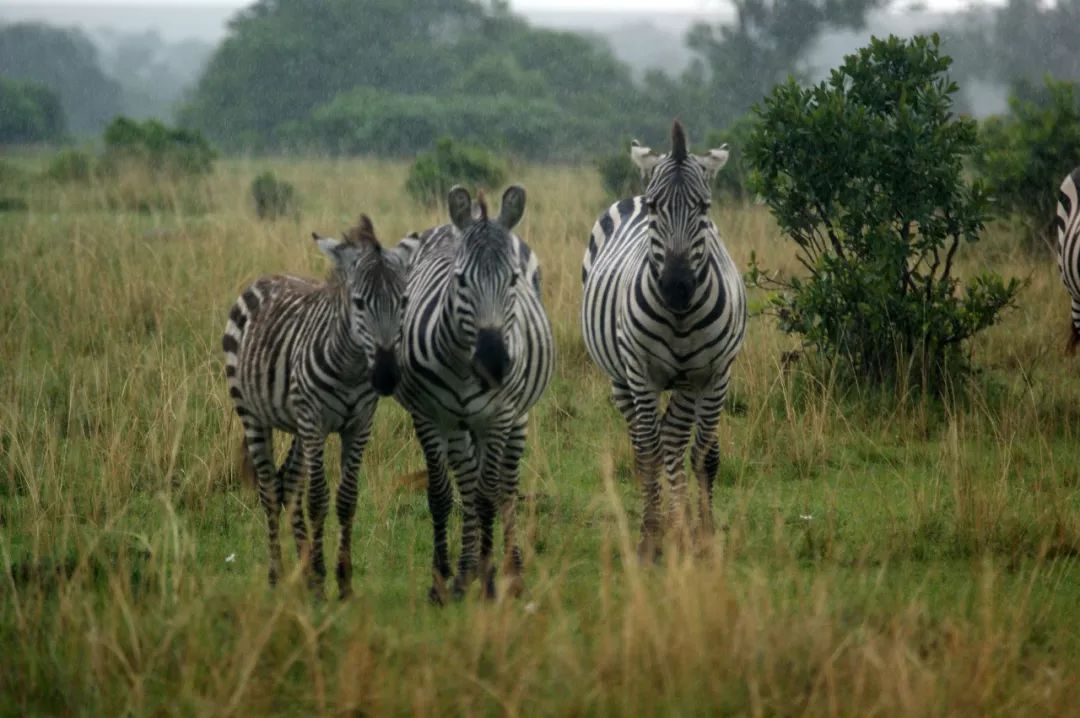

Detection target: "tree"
[747, 35, 1021, 387]
[180, 0, 649, 156]
[0, 77, 65, 144]
[975, 77, 1080, 249]
[669, 0, 881, 130]
[0, 23, 124, 135]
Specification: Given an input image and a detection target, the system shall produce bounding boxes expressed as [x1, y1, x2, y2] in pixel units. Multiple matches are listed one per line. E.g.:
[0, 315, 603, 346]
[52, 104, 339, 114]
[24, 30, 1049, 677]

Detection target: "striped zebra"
[1056, 166, 1080, 353]
[396, 185, 553, 602]
[222, 215, 414, 597]
[581, 120, 747, 557]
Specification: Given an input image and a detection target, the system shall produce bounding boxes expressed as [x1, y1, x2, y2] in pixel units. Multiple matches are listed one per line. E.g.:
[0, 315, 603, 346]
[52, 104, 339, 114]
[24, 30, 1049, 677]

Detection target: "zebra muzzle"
[371, 348, 401, 396]
[473, 328, 509, 389]
[659, 256, 695, 312]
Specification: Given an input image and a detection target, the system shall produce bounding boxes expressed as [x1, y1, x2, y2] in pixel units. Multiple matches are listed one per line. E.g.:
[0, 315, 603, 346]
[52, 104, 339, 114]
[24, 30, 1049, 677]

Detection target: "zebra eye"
[509, 273, 519, 288]
[456, 273, 467, 289]
[699, 200, 711, 213]
[353, 297, 366, 311]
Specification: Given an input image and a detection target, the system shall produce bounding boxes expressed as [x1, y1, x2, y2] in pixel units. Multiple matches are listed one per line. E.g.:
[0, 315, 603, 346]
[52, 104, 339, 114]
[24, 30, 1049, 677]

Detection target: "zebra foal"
[223, 215, 413, 597]
[396, 185, 553, 602]
[581, 120, 747, 557]
[1057, 166, 1080, 353]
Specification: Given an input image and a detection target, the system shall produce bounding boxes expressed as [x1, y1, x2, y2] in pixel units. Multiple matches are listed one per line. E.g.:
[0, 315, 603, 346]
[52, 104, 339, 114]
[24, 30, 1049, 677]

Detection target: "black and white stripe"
[1056, 167, 1080, 353]
[581, 121, 746, 556]
[395, 185, 553, 602]
[223, 216, 414, 596]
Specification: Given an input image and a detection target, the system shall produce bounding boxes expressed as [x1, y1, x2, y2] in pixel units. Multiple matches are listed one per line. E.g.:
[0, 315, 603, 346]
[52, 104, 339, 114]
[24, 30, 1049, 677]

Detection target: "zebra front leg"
[244, 424, 283, 586]
[278, 436, 308, 563]
[661, 392, 697, 547]
[498, 418, 528, 597]
[414, 417, 453, 605]
[336, 407, 374, 600]
[627, 385, 663, 561]
[300, 426, 329, 595]
[476, 422, 511, 600]
[691, 386, 728, 539]
[447, 430, 482, 599]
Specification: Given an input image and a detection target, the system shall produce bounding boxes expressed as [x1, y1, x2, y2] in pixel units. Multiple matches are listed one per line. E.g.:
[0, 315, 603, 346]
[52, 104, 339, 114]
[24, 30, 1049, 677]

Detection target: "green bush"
[44, 149, 93, 183]
[595, 139, 643, 200]
[405, 137, 506, 205]
[746, 34, 1022, 388]
[0, 76, 65, 144]
[975, 77, 1080, 249]
[251, 171, 297, 220]
[100, 116, 216, 176]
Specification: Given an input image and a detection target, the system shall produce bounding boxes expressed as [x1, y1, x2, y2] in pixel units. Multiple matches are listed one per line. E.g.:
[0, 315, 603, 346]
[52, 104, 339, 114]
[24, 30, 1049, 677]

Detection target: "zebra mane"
[474, 190, 489, 221]
[671, 119, 688, 163]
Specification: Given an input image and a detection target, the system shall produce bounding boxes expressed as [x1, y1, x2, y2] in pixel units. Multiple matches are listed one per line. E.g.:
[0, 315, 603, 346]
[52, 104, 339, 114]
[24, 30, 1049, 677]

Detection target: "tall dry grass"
[0, 157, 1077, 715]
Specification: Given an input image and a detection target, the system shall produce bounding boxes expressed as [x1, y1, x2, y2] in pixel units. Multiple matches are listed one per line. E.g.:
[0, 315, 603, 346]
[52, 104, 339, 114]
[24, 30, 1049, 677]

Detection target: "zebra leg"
[278, 436, 308, 562]
[243, 424, 283, 587]
[661, 392, 697, 546]
[476, 421, 511, 600]
[627, 384, 663, 561]
[336, 402, 375, 600]
[446, 430, 482, 599]
[498, 417, 528, 597]
[299, 427, 329, 595]
[691, 385, 728, 538]
[414, 416, 453, 605]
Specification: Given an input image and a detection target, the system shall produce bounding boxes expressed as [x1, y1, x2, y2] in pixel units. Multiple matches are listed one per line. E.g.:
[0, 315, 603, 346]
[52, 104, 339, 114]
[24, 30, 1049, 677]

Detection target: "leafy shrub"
[44, 149, 93, 183]
[747, 34, 1022, 388]
[974, 77, 1080, 249]
[595, 139, 642, 199]
[251, 171, 298, 220]
[100, 117, 216, 176]
[0, 76, 65, 144]
[405, 137, 506, 205]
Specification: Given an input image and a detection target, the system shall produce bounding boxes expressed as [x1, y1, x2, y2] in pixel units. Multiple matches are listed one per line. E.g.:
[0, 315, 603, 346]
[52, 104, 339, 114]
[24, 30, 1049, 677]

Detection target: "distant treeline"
[1, 0, 1079, 158]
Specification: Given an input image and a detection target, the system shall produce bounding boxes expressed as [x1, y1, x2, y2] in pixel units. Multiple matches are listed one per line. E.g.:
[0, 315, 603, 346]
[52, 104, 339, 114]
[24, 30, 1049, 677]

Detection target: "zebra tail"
[1067, 320, 1080, 357]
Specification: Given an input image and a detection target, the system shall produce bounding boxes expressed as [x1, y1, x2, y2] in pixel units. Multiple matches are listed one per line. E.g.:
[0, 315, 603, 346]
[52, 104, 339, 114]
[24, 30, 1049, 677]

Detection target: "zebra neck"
[329, 288, 368, 378]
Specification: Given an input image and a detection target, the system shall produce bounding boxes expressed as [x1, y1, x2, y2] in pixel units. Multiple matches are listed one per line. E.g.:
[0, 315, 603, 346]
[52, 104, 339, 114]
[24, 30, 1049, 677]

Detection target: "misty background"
[1, 1, 1076, 155]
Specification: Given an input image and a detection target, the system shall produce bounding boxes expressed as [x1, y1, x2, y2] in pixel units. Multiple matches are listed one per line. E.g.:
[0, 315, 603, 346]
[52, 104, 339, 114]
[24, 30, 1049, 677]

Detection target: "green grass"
[1, 157, 1078, 715]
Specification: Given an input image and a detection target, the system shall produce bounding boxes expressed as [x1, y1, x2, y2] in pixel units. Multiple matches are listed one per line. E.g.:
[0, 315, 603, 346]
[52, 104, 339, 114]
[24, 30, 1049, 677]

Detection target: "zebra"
[581, 120, 747, 558]
[395, 185, 553, 602]
[222, 215, 415, 597]
[1056, 166, 1080, 354]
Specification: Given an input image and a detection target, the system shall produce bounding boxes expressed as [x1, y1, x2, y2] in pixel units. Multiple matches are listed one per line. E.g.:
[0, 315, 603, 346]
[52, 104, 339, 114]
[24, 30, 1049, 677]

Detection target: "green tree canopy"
[0, 77, 65, 144]
[0, 23, 124, 135]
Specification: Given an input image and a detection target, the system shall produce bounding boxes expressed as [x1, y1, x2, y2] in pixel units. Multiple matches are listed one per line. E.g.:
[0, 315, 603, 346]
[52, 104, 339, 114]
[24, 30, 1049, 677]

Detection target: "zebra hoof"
[636, 536, 662, 564]
[503, 574, 526, 599]
[428, 584, 447, 606]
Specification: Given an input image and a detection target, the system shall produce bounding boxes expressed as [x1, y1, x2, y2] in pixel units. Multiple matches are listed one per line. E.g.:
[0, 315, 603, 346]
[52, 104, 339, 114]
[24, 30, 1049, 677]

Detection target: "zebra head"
[631, 120, 729, 312]
[314, 214, 409, 396]
[447, 184, 526, 390]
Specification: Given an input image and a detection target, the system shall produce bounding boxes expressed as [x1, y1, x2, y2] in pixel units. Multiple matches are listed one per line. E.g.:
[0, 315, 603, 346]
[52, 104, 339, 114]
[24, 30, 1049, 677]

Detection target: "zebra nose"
[659, 256, 695, 312]
[473, 328, 509, 389]
[371, 347, 400, 396]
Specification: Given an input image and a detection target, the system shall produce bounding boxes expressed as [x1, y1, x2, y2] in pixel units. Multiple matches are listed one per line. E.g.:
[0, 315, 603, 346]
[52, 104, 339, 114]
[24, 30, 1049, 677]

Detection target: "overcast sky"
[1, 0, 996, 10]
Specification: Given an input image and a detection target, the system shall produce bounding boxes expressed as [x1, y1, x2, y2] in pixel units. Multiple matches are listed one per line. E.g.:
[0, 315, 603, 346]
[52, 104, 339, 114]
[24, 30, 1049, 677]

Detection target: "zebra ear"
[630, 140, 661, 179]
[498, 185, 526, 230]
[448, 185, 474, 231]
[313, 232, 357, 268]
[696, 144, 729, 181]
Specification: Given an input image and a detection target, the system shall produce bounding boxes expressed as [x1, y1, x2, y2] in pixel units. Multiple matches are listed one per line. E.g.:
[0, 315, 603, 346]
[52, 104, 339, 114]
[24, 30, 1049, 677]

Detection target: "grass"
[1, 156, 1078, 715]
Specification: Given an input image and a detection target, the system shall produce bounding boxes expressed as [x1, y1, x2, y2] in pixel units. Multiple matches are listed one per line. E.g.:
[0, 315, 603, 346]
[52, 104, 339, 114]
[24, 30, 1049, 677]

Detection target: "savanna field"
[2, 157, 1079, 716]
